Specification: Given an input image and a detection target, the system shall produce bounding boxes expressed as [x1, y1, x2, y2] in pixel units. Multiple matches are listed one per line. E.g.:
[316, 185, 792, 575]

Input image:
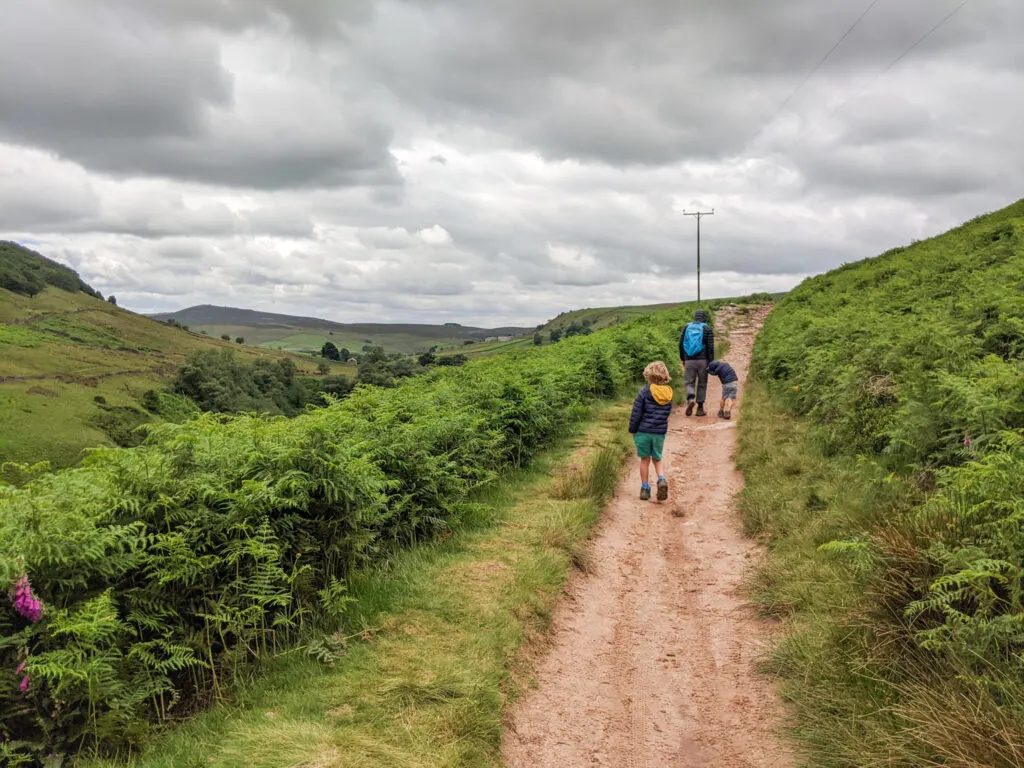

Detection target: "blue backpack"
[683, 322, 707, 357]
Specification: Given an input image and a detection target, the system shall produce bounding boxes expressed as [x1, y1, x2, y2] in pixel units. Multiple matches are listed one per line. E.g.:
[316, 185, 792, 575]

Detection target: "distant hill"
[0, 246, 333, 480]
[0, 241, 100, 298]
[149, 304, 532, 355]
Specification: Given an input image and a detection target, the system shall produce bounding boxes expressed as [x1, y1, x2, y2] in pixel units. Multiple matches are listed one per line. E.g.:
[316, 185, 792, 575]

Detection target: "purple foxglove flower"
[10, 576, 43, 623]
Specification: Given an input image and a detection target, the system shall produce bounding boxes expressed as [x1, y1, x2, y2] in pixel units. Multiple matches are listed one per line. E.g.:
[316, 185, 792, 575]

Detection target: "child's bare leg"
[652, 458, 664, 479]
[639, 456, 651, 485]
[724, 397, 734, 415]
[720, 397, 727, 415]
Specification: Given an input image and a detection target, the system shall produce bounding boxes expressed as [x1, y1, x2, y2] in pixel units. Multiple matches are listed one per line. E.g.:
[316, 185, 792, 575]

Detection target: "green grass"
[85, 402, 632, 768]
[0, 287, 332, 479]
[737, 382, 1024, 767]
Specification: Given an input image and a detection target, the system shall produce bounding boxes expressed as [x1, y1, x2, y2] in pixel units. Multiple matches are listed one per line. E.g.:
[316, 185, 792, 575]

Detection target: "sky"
[0, 0, 1021, 327]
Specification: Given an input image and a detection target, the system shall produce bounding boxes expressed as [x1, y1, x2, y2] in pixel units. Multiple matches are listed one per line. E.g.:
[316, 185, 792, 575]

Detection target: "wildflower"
[963, 436, 972, 448]
[9, 576, 43, 623]
[20, 674, 30, 693]
[792, 385, 800, 391]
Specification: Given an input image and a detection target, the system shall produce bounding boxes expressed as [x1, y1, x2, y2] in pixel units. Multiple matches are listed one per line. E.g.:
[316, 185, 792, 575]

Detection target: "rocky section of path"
[504, 306, 792, 768]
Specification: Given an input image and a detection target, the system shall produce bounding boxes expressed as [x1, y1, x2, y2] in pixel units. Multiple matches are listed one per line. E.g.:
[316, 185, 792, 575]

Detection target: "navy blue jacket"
[679, 322, 715, 362]
[708, 360, 738, 384]
[629, 384, 674, 435]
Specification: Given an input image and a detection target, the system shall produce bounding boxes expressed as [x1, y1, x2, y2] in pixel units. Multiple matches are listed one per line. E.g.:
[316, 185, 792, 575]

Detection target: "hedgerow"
[746, 199, 1024, 764]
[0, 304, 709, 763]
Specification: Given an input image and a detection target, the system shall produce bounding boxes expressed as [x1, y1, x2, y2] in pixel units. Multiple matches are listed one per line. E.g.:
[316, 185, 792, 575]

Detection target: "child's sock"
[657, 475, 666, 482]
[641, 482, 650, 489]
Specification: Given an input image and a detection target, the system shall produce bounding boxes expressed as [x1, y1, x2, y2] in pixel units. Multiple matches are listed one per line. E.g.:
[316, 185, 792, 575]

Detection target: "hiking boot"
[656, 477, 669, 501]
[723, 412, 731, 420]
[717, 409, 726, 418]
[696, 404, 707, 417]
[640, 485, 651, 501]
[685, 401, 695, 417]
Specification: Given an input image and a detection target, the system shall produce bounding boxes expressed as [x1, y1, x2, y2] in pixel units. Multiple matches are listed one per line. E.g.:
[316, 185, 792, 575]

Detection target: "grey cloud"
[355, 0, 1020, 166]
[0, 1, 399, 190]
[88, 0, 375, 37]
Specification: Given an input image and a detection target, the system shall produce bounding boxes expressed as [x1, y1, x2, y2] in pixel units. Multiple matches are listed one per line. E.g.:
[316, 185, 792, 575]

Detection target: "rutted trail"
[504, 306, 793, 768]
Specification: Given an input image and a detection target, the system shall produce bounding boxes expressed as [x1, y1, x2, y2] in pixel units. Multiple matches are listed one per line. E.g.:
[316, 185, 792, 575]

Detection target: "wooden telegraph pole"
[682, 209, 714, 301]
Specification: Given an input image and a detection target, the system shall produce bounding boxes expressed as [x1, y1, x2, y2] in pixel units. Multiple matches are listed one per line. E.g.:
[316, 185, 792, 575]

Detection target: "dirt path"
[504, 306, 793, 768]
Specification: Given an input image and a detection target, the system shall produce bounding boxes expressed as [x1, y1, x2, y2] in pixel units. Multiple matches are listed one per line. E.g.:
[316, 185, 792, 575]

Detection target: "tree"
[317, 360, 332, 375]
[418, 351, 436, 367]
[321, 341, 341, 361]
[235, 337, 244, 344]
[549, 329, 563, 343]
[339, 347, 351, 360]
[533, 334, 543, 346]
[221, 334, 230, 341]
[107, 295, 117, 306]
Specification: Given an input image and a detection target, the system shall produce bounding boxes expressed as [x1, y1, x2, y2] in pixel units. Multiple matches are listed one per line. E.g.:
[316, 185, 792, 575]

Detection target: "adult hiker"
[679, 309, 714, 417]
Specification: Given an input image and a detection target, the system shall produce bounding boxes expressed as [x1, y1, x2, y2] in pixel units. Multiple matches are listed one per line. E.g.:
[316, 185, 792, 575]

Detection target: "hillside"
[741, 199, 1024, 765]
[150, 304, 531, 355]
[0, 248, 336, 477]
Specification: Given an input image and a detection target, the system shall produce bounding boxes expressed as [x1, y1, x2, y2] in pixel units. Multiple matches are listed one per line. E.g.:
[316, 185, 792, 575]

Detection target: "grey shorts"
[722, 381, 739, 400]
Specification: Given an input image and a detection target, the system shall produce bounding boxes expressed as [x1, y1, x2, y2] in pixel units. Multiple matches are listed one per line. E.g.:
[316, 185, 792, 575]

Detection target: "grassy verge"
[737, 381, 1024, 767]
[86, 402, 632, 768]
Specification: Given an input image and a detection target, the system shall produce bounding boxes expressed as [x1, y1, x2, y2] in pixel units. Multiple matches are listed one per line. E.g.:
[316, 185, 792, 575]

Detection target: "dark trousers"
[684, 359, 708, 403]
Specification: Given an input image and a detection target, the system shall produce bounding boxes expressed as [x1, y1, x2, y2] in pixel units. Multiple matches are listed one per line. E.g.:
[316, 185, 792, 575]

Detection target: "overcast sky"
[1, 0, 1021, 326]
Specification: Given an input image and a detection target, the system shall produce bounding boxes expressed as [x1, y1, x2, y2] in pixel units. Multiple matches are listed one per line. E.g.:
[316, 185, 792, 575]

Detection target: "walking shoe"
[685, 400, 695, 417]
[696, 404, 706, 417]
[640, 485, 651, 501]
[656, 477, 669, 501]
[723, 412, 731, 420]
[717, 409, 726, 418]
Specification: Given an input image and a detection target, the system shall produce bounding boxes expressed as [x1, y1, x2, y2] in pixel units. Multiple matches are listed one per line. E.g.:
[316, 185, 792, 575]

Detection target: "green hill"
[742, 199, 1024, 765]
[150, 304, 532, 356]
[0, 240, 101, 298]
[0, 245, 334, 478]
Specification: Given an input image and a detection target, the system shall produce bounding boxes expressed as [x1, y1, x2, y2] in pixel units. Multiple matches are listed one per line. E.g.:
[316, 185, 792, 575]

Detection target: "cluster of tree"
[549, 321, 593, 344]
[167, 350, 352, 416]
[356, 346, 467, 388]
[160, 343, 473, 420]
[320, 341, 351, 361]
[0, 241, 101, 298]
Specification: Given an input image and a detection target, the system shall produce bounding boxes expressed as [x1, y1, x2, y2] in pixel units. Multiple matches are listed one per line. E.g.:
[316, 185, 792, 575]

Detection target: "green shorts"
[633, 432, 665, 460]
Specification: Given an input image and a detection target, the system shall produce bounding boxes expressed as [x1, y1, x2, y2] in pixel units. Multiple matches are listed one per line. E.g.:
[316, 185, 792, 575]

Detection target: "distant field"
[0, 287, 343, 479]
[152, 305, 532, 355]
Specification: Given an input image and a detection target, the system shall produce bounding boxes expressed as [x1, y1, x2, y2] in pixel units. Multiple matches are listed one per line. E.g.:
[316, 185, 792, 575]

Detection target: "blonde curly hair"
[642, 360, 671, 385]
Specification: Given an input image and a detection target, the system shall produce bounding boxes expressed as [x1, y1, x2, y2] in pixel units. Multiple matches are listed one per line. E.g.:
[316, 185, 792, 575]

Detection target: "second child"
[707, 359, 739, 420]
[628, 361, 674, 500]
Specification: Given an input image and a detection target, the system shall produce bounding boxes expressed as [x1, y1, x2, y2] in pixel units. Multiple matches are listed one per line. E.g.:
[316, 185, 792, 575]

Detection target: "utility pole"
[682, 209, 714, 302]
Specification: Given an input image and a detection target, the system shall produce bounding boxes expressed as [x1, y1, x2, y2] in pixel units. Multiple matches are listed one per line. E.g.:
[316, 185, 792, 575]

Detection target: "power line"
[736, 0, 884, 158]
[807, 0, 973, 139]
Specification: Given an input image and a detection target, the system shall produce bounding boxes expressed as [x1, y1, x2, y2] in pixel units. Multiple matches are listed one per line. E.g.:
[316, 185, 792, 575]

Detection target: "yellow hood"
[650, 384, 673, 405]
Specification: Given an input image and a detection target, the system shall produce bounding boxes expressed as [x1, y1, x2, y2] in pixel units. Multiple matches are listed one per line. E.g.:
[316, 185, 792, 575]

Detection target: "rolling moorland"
[0, 243, 348, 482]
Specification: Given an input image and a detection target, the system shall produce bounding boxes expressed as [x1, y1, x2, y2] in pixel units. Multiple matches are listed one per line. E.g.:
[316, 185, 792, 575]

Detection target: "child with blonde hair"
[628, 360, 674, 500]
